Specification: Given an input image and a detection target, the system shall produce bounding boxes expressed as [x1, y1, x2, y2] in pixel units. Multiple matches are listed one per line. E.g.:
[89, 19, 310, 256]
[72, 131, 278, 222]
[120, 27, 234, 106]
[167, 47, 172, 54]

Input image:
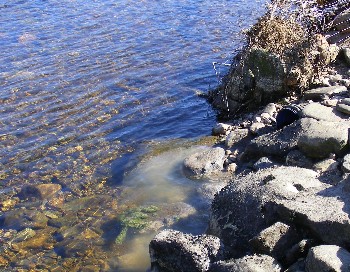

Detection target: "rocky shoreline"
[149, 2, 350, 272]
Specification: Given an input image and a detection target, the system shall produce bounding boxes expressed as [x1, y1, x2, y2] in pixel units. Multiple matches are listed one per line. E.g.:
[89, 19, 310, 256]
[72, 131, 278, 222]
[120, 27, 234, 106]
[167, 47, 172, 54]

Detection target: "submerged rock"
[149, 229, 223, 272]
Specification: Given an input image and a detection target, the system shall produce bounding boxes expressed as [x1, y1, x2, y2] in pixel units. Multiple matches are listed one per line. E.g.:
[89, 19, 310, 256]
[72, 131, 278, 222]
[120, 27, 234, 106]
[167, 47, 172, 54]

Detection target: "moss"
[119, 205, 160, 230]
[140, 205, 159, 214]
[115, 227, 128, 245]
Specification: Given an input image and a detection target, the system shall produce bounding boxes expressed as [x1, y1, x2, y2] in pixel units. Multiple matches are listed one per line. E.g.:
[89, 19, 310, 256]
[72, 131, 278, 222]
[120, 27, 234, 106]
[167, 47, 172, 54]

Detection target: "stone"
[208, 166, 323, 257]
[249, 122, 266, 135]
[285, 259, 305, 272]
[12, 228, 36, 243]
[226, 163, 237, 173]
[262, 103, 277, 116]
[341, 47, 350, 67]
[183, 147, 226, 177]
[212, 123, 231, 136]
[19, 183, 62, 200]
[149, 229, 223, 272]
[297, 118, 349, 159]
[313, 158, 339, 172]
[249, 222, 299, 261]
[0, 209, 48, 230]
[285, 150, 314, 169]
[243, 120, 302, 161]
[322, 99, 339, 107]
[337, 101, 350, 115]
[342, 154, 350, 173]
[225, 129, 249, 148]
[209, 255, 282, 272]
[333, 9, 350, 34]
[253, 157, 276, 171]
[301, 103, 344, 122]
[305, 245, 350, 272]
[285, 239, 316, 266]
[303, 86, 347, 101]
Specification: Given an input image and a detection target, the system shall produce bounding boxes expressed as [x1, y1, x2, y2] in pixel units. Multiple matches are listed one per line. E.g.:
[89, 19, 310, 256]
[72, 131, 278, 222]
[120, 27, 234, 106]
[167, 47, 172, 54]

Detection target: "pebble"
[342, 154, 350, 173]
[226, 163, 237, 173]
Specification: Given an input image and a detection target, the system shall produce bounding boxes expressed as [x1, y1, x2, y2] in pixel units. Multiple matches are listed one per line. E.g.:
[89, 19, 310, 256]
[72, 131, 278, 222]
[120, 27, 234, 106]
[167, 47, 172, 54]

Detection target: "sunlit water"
[0, 0, 264, 271]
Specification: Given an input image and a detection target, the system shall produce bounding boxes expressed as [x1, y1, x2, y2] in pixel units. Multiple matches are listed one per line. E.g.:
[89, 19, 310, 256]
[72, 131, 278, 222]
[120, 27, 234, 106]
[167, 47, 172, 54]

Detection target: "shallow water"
[0, 0, 264, 270]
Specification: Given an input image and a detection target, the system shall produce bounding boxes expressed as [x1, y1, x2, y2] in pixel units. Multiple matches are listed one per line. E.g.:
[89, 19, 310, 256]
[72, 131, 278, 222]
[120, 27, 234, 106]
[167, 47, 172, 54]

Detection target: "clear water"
[0, 0, 264, 271]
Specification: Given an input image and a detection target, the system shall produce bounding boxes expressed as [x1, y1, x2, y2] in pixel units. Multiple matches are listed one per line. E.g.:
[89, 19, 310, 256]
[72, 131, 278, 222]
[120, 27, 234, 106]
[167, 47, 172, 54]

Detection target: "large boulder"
[305, 245, 350, 272]
[149, 229, 223, 272]
[207, 166, 324, 257]
[183, 147, 226, 177]
[297, 118, 350, 159]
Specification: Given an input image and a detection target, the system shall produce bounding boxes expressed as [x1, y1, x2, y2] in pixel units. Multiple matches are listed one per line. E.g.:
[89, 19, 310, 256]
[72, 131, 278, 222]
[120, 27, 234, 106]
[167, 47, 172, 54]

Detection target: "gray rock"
[209, 255, 282, 272]
[313, 158, 339, 173]
[333, 9, 350, 34]
[301, 103, 344, 122]
[243, 120, 302, 161]
[208, 166, 322, 257]
[212, 123, 232, 136]
[11, 228, 36, 243]
[149, 229, 223, 272]
[342, 154, 350, 173]
[285, 150, 314, 169]
[303, 86, 347, 101]
[262, 103, 277, 116]
[305, 245, 350, 272]
[19, 183, 62, 200]
[253, 157, 277, 171]
[183, 147, 226, 177]
[297, 118, 349, 159]
[249, 222, 299, 261]
[225, 129, 249, 148]
[337, 101, 350, 115]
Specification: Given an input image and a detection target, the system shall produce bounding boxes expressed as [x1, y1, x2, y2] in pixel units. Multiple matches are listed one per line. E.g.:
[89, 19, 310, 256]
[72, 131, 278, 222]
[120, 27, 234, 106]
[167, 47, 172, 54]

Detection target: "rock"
[333, 9, 350, 34]
[225, 129, 249, 148]
[305, 245, 350, 272]
[212, 123, 232, 136]
[183, 147, 226, 177]
[209, 255, 282, 272]
[149, 229, 223, 272]
[301, 103, 344, 122]
[208, 166, 323, 257]
[19, 183, 62, 200]
[226, 163, 237, 173]
[337, 99, 350, 115]
[249, 122, 266, 135]
[249, 222, 299, 261]
[262, 103, 277, 116]
[303, 86, 347, 101]
[0, 209, 48, 230]
[253, 157, 276, 171]
[342, 154, 350, 173]
[276, 105, 302, 130]
[11, 228, 36, 243]
[285, 150, 314, 169]
[313, 158, 339, 172]
[243, 120, 302, 161]
[340, 47, 350, 67]
[322, 99, 339, 107]
[285, 239, 316, 266]
[270, 177, 350, 248]
[211, 48, 287, 114]
[297, 118, 349, 159]
[285, 259, 305, 272]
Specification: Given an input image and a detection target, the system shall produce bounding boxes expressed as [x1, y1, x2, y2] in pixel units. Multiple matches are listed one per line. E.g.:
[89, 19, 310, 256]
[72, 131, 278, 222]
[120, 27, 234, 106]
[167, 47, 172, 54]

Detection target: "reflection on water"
[0, 0, 264, 270]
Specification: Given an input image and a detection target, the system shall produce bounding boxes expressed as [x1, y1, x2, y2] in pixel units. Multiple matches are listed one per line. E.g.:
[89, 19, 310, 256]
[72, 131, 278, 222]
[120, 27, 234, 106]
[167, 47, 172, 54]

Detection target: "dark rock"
[0, 209, 48, 230]
[297, 118, 349, 159]
[305, 245, 350, 272]
[285, 259, 305, 272]
[212, 123, 231, 136]
[209, 255, 282, 272]
[249, 222, 299, 261]
[243, 120, 302, 161]
[149, 229, 223, 272]
[208, 166, 322, 257]
[285, 150, 314, 169]
[333, 9, 350, 34]
[285, 239, 316, 266]
[276, 105, 302, 130]
[19, 183, 62, 200]
[337, 99, 350, 115]
[303, 86, 347, 101]
[183, 147, 226, 177]
[225, 129, 249, 148]
[340, 47, 350, 67]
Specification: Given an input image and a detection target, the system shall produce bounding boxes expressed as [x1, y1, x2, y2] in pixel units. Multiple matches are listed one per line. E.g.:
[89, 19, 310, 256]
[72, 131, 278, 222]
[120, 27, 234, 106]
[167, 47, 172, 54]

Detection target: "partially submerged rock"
[149, 229, 223, 272]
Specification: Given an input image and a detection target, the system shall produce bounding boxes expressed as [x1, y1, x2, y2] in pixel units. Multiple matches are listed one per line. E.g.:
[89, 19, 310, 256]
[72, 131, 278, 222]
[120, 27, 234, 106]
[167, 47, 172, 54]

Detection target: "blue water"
[0, 0, 264, 270]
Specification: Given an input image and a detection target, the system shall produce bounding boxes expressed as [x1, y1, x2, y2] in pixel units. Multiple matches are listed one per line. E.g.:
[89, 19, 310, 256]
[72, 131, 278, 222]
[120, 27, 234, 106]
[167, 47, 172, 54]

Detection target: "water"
[0, 0, 264, 271]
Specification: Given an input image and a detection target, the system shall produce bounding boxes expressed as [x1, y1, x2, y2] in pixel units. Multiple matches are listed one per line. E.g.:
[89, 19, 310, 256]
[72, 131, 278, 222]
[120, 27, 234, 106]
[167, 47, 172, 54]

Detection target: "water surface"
[0, 0, 264, 270]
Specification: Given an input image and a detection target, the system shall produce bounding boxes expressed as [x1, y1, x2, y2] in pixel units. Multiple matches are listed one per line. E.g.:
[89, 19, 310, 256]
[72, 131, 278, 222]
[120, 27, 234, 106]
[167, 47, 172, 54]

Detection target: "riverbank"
[149, 1, 350, 271]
